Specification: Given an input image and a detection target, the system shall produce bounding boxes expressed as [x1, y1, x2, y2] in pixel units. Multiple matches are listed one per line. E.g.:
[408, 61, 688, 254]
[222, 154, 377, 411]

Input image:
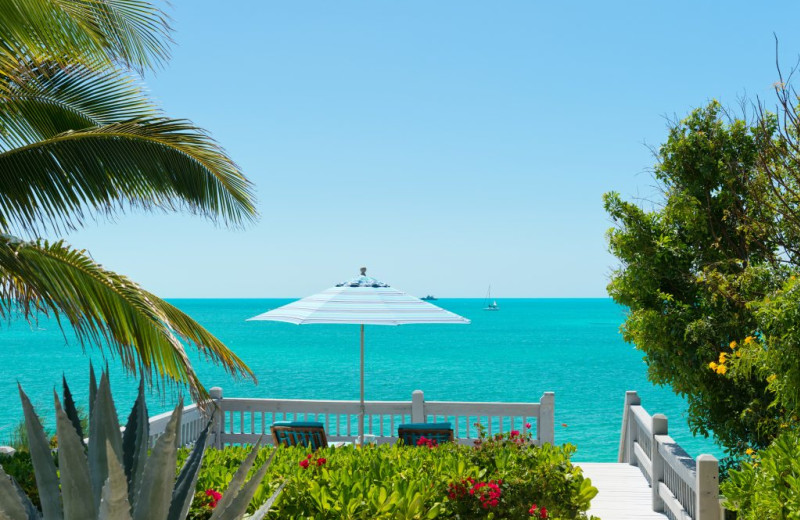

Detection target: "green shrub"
[721, 429, 800, 519]
[181, 430, 598, 520]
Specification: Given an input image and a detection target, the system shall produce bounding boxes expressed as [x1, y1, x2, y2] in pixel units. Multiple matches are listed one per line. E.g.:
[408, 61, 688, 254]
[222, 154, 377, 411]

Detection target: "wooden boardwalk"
[576, 463, 669, 520]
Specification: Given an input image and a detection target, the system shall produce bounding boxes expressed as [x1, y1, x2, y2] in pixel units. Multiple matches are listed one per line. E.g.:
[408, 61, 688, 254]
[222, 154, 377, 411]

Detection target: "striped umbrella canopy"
[247, 267, 470, 443]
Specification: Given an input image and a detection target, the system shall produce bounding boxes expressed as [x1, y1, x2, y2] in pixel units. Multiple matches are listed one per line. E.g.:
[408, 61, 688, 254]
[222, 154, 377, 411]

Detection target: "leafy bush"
[181, 429, 598, 519]
[721, 429, 800, 519]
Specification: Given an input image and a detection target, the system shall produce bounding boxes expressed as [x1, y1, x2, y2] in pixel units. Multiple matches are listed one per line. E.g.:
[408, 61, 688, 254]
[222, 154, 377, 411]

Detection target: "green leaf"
[0, 235, 254, 402]
[98, 441, 133, 520]
[18, 384, 62, 520]
[0, 118, 256, 236]
[54, 390, 96, 520]
[122, 379, 148, 505]
[131, 401, 182, 520]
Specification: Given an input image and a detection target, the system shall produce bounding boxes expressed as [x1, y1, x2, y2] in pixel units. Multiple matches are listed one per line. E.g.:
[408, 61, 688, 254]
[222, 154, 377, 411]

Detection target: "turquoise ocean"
[1, 298, 722, 462]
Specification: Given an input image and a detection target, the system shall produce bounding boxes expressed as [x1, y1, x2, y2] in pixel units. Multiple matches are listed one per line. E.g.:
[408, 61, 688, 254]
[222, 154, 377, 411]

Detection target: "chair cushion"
[398, 422, 452, 430]
[272, 421, 324, 428]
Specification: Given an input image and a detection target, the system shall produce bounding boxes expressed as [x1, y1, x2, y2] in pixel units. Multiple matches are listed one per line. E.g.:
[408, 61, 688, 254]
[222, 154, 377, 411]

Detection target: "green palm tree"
[0, 0, 258, 401]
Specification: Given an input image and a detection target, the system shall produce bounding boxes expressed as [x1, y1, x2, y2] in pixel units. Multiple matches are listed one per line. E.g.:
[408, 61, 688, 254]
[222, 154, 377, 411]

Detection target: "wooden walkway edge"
[576, 463, 669, 520]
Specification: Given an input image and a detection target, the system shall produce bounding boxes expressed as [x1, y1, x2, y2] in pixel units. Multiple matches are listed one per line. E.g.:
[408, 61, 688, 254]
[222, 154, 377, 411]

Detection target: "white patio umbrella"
[247, 267, 470, 444]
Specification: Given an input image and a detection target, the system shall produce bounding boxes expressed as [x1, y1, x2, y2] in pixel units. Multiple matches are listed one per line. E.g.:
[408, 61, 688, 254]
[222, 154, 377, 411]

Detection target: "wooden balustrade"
[618, 391, 722, 520]
[147, 388, 555, 449]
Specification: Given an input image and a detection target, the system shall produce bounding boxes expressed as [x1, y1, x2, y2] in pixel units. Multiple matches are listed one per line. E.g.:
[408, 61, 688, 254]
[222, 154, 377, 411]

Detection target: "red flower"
[510, 430, 520, 438]
[205, 489, 222, 508]
[299, 459, 310, 469]
[316, 457, 327, 466]
[529, 503, 547, 518]
[306, 453, 313, 459]
[525, 422, 532, 429]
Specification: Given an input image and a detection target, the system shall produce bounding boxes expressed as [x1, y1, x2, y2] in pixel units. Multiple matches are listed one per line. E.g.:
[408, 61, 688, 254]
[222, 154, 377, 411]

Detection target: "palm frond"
[0, 59, 158, 149]
[0, 235, 256, 402]
[0, 0, 171, 73]
[0, 118, 257, 235]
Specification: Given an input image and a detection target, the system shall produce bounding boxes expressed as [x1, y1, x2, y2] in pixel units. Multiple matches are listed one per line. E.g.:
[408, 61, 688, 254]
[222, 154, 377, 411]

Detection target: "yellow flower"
[719, 352, 728, 363]
[735, 350, 743, 358]
[781, 423, 788, 429]
[708, 361, 718, 370]
[745, 448, 754, 455]
[744, 336, 755, 345]
[767, 374, 777, 383]
[716, 364, 728, 375]
[791, 275, 796, 281]
[729, 340, 738, 349]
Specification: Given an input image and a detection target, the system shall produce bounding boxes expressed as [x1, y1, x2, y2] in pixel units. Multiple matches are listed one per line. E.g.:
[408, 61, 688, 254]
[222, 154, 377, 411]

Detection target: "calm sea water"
[1, 298, 721, 461]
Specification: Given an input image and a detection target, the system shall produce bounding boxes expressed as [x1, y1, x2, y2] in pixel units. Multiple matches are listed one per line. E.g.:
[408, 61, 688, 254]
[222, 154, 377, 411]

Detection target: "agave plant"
[0, 369, 282, 520]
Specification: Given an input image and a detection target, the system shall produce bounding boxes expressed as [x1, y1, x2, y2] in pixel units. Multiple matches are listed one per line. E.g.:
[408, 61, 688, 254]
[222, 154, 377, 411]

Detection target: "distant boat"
[483, 286, 499, 311]
[421, 295, 438, 301]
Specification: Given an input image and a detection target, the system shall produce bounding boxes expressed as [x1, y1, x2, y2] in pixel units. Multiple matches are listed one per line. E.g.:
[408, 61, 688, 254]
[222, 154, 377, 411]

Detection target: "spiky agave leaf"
[0, 463, 35, 519]
[212, 449, 276, 520]
[122, 379, 148, 505]
[54, 391, 96, 520]
[208, 437, 265, 520]
[88, 372, 123, 513]
[98, 441, 132, 520]
[62, 375, 85, 447]
[247, 482, 286, 520]
[0, 236, 254, 402]
[166, 419, 211, 520]
[131, 400, 182, 520]
[18, 384, 62, 520]
[89, 362, 98, 424]
[0, 117, 256, 236]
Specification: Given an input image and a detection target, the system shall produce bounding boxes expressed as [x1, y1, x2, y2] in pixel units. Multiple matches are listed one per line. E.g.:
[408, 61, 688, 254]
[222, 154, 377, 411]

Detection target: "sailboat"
[483, 286, 499, 311]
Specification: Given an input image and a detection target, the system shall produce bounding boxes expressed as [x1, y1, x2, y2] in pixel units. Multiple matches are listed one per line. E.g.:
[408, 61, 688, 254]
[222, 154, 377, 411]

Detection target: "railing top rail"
[629, 405, 653, 436]
[655, 434, 698, 492]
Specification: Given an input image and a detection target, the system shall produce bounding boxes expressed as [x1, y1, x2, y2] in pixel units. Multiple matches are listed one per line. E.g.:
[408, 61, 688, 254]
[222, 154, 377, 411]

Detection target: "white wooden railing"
[149, 388, 555, 449]
[618, 391, 723, 520]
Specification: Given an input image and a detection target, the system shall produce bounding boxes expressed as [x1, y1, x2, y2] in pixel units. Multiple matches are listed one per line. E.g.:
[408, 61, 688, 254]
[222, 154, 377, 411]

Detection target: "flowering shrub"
[447, 477, 504, 514]
[177, 439, 598, 519]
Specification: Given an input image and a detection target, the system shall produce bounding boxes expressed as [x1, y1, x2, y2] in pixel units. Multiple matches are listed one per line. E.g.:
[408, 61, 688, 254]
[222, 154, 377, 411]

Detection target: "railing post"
[209, 386, 223, 449]
[696, 454, 719, 520]
[411, 390, 425, 423]
[538, 392, 555, 445]
[651, 413, 668, 512]
[618, 390, 641, 463]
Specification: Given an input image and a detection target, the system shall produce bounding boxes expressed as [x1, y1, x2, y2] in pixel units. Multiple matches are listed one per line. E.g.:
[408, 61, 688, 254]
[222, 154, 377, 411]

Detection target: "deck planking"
[576, 463, 669, 520]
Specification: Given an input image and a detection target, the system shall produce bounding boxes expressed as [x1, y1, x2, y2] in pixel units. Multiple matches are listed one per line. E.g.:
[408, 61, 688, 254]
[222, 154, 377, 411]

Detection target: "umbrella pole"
[360, 324, 365, 446]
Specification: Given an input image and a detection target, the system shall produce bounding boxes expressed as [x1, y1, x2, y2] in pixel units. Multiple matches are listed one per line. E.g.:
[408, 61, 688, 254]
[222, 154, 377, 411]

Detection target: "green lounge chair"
[270, 421, 328, 450]
[397, 422, 454, 446]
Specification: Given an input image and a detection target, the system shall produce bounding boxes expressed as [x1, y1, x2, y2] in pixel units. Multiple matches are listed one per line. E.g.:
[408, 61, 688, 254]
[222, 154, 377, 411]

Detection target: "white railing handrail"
[148, 388, 556, 449]
[618, 391, 721, 520]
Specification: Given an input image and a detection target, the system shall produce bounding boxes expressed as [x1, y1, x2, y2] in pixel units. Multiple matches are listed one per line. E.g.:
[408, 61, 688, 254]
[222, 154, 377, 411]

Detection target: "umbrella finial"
[360, 267, 367, 276]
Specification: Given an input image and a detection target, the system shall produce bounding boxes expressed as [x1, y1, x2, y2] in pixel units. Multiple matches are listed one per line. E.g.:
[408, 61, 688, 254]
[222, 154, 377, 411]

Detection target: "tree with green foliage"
[0, 0, 257, 401]
[604, 101, 788, 453]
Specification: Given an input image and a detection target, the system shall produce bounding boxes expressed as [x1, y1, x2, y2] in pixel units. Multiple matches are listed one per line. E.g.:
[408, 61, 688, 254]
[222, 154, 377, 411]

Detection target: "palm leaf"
[0, 235, 255, 401]
[0, 59, 157, 149]
[0, 118, 256, 235]
[0, 0, 170, 74]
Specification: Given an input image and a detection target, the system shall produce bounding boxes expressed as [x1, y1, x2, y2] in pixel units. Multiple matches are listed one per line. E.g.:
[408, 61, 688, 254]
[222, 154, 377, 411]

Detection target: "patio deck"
[576, 463, 668, 520]
[149, 388, 723, 520]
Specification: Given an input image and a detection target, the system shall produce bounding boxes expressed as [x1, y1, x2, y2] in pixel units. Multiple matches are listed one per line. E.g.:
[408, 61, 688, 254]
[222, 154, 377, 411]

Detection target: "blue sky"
[60, 1, 800, 298]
